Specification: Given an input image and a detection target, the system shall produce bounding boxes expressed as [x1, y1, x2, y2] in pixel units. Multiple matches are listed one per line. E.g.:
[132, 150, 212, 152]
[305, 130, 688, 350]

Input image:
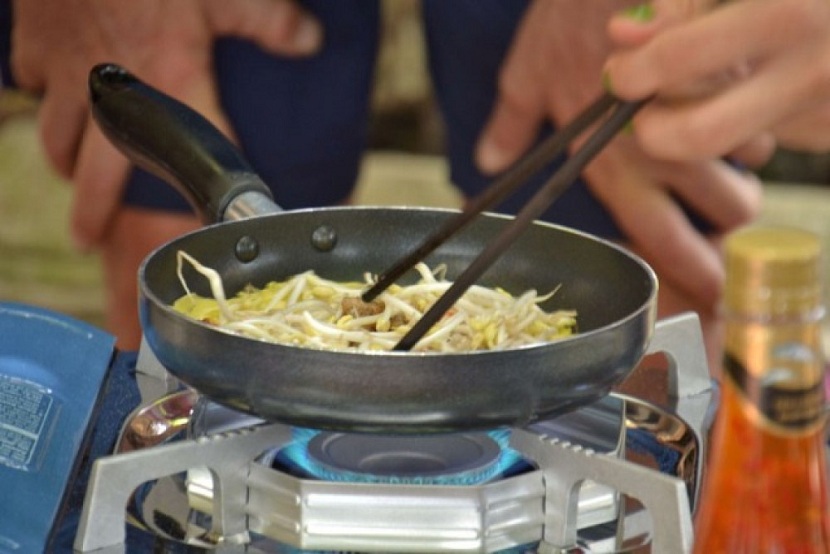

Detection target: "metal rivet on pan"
[234, 235, 260, 263]
[311, 225, 337, 252]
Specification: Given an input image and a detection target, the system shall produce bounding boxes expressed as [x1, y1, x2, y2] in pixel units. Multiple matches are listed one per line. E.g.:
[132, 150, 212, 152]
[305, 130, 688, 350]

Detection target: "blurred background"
[2, 0, 830, 331]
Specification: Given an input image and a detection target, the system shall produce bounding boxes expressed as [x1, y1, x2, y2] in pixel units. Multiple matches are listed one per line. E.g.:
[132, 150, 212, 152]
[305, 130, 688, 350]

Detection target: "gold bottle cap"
[724, 226, 822, 316]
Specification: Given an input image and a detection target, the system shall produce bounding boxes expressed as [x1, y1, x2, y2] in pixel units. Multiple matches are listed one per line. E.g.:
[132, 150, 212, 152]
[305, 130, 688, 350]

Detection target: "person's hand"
[604, 0, 830, 159]
[475, 0, 762, 312]
[10, 0, 322, 250]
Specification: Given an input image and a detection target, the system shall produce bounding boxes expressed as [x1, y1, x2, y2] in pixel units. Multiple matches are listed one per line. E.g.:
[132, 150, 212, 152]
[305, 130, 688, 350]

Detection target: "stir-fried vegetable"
[172, 251, 577, 353]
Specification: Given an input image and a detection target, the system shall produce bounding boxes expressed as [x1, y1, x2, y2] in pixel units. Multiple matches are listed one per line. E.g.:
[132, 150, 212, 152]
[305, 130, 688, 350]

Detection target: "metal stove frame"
[74, 312, 713, 553]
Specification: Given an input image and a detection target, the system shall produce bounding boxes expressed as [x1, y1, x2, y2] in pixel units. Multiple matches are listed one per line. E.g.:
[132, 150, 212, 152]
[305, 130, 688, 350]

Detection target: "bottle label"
[723, 342, 826, 432]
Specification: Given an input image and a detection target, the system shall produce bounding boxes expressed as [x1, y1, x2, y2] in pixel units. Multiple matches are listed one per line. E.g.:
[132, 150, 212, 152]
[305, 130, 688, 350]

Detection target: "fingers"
[726, 133, 777, 169]
[476, 0, 622, 175]
[768, 95, 830, 152]
[628, 39, 830, 160]
[652, 158, 763, 232]
[606, 3, 670, 47]
[204, 0, 323, 56]
[474, 41, 545, 175]
[608, 0, 720, 47]
[584, 146, 759, 307]
[10, 0, 260, 252]
[474, 0, 558, 175]
[605, 0, 827, 101]
[475, 96, 544, 175]
[605, 0, 830, 157]
[36, 89, 87, 180]
[70, 118, 132, 250]
[620, 181, 726, 307]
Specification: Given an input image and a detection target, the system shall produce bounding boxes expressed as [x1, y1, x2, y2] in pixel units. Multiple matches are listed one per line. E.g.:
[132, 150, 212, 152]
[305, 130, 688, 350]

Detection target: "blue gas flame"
[276, 427, 527, 486]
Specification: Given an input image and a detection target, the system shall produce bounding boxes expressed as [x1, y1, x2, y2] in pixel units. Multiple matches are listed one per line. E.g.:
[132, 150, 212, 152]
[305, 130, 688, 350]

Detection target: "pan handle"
[88, 63, 280, 223]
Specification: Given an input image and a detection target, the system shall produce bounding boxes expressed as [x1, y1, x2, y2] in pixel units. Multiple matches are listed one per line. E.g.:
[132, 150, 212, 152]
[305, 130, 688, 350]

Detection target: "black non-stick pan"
[89, 64, 658, 433]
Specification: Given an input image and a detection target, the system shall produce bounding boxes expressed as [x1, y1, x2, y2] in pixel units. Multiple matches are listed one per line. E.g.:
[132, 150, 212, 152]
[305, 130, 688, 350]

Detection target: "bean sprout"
[172, 251, 577, 353]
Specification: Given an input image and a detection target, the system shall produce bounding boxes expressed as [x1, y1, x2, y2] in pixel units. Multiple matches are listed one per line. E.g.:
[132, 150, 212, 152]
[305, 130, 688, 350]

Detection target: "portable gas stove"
[0, 304, 713, 553]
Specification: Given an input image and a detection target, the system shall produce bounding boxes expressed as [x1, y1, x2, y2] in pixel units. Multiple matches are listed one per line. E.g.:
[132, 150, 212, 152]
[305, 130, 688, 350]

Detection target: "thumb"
[204, 0, 323, 57]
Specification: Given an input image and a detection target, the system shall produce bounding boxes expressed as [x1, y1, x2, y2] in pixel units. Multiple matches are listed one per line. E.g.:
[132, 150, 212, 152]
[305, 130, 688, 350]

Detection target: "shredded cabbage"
[171, 250, 577, 353]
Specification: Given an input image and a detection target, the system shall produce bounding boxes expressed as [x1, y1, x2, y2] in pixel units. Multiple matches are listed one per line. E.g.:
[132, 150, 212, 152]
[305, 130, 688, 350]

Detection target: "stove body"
[0, 303, 714, 553]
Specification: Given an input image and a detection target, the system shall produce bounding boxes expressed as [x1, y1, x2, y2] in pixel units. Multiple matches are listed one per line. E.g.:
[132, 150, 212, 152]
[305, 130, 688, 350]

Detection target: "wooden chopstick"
[361, 92, 618, 304]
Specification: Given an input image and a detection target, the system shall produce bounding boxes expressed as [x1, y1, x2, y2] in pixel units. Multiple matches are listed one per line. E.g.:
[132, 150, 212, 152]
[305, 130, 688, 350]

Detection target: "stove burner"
[276, 427, 525, 485]
[72, 313, 711, 553]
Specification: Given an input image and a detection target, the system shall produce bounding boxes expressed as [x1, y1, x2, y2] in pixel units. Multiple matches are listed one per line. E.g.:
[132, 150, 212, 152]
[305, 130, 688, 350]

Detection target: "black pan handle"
[88, 63, 280, 223]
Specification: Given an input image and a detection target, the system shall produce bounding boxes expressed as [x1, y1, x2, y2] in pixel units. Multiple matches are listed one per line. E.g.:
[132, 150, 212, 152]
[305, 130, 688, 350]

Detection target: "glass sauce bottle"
[692, 226, 830, 553]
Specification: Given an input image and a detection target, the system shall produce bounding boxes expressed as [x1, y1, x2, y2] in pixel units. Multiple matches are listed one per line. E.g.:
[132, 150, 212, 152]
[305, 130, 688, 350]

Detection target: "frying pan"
[89, 63, 658, 433]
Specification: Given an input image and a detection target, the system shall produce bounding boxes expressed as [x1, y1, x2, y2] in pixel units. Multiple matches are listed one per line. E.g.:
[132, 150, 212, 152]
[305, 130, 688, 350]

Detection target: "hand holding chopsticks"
[361, 93, 649, 351]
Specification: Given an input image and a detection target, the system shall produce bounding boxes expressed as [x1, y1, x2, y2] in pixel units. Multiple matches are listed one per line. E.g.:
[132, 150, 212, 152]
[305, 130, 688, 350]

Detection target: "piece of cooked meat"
[341, 296, 385, 318]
